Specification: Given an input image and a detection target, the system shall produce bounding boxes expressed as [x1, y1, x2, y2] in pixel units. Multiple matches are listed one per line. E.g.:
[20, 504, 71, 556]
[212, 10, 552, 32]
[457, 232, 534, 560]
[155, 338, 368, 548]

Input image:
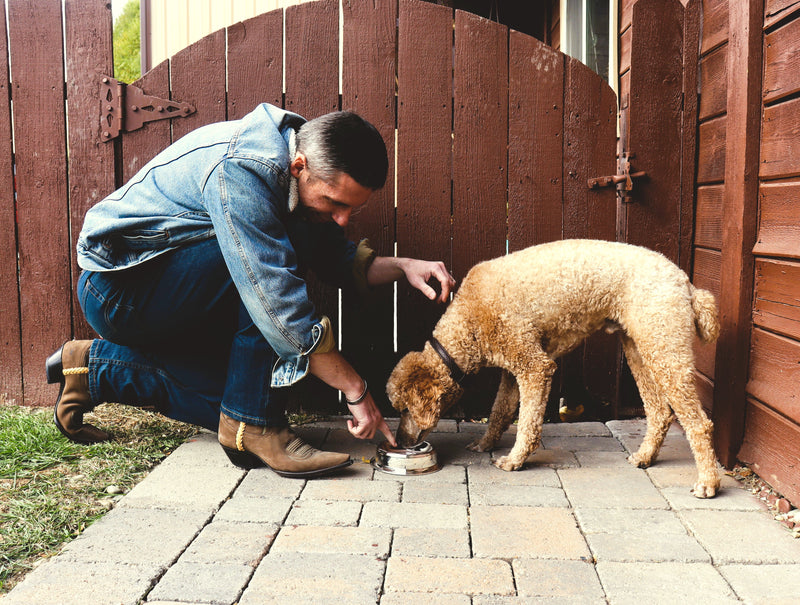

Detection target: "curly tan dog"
[387, 239, 721, 498]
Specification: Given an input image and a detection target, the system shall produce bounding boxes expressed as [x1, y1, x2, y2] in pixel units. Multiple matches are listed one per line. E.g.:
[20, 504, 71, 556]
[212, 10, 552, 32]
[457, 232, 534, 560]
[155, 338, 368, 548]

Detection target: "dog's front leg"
[467, 371, 519, 452]
[494, 362, 555, 471]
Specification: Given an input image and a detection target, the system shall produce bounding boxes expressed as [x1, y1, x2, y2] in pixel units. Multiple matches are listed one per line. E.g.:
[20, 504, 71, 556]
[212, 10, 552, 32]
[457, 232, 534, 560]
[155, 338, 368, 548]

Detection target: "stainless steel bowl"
[371, 441, 440, 475]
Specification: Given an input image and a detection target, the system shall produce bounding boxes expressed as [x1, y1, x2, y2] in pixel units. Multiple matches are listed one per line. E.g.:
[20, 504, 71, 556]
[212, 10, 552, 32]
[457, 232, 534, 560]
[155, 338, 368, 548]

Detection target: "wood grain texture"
[170, 29, 227, 139]
[738, 398, 800, 506]
[699, 44, 727, 120]
[9, 0, 71, 405]
[764, 15, 800, 104]
[341, 0, 398, 413]
[624, 0, 685, 263]
[753, 258, 800, 340]
[508, 31, 564, 251]
[760, 97, 800, 180]
[712, 0, 764, 468]
[227, 11, 283, 119]
[284, 0, 340, 413]
[753, 182, 800, 259]
[452, 10, 508, 281]
[0, 0, 20, 402]
[64, 0, 115, 340]
[396, 0, 452, 355]
[694, 185, 724, 250]
[120, 62, 172, 184]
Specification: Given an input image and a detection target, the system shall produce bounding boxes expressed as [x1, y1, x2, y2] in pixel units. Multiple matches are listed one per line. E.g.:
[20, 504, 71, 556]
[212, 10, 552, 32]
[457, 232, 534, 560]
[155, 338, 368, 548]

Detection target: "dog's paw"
[493, 455, 523, 472]
[466, 439, 493, 453]
[692, 482, 718, 499]
[627, 453, 652, 469]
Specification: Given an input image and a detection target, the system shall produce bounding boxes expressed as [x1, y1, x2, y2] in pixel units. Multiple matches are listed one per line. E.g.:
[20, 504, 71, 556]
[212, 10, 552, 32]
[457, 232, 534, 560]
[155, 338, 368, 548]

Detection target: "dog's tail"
[691, 286, 720, 344]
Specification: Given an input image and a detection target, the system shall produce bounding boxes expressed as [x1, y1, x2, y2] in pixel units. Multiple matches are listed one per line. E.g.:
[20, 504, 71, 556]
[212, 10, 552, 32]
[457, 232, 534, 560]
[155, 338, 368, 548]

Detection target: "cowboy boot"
[218, 412, 352, 478]
[46, 340, 110, 444]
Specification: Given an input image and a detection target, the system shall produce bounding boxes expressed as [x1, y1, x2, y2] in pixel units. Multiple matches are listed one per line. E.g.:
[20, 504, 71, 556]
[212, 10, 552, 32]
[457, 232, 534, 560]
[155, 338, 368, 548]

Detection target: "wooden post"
[712, 0, 764, 467]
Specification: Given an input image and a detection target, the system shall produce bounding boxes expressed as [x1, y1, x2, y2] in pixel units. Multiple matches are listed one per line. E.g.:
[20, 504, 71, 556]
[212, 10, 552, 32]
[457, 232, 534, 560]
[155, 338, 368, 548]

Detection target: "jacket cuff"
[352, 239, 377, 298]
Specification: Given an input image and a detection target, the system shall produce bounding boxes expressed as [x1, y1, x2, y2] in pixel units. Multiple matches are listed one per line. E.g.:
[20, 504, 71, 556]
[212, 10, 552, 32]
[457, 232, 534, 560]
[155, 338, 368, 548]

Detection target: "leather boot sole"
[220, 445, 353, 479]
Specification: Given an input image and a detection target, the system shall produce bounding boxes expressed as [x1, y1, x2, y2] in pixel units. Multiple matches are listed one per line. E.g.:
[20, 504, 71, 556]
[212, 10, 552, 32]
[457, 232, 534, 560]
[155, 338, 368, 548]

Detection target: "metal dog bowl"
[371, 441, 441, 475]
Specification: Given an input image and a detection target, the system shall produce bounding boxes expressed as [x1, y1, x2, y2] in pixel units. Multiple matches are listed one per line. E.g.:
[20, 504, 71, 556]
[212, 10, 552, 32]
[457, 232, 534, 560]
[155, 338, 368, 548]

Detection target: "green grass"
[0, 402, 198, 593]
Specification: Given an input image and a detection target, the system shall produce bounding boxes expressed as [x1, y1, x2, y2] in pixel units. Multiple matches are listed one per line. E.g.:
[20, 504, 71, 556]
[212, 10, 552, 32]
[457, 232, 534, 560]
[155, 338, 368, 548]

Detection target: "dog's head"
[386, 344, 464, 447]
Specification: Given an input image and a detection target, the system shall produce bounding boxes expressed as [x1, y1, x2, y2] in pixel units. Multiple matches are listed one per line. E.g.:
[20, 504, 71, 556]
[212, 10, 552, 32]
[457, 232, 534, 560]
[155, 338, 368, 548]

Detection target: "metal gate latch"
[100, 76, 196, 142]
[587, 152, 647, 202]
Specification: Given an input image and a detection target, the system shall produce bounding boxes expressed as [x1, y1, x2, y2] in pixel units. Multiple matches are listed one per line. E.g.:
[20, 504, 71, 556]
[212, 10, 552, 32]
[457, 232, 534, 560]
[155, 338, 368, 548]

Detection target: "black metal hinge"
[99, 76, 196, 142]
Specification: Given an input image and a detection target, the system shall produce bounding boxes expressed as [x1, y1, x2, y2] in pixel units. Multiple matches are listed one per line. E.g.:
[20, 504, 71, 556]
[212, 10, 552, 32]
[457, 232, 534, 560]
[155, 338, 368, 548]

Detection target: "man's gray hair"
[296, 111, 388, 190]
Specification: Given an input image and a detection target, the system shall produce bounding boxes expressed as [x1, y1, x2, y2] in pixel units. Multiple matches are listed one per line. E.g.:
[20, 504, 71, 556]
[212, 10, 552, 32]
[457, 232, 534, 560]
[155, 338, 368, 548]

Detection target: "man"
[47, 103, 454, 478]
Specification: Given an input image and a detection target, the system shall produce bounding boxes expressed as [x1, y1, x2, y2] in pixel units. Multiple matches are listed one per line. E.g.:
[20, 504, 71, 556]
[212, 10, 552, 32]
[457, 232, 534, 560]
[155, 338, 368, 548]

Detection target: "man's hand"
[367, 256, 456, 303]
[347, 392, 396, 447]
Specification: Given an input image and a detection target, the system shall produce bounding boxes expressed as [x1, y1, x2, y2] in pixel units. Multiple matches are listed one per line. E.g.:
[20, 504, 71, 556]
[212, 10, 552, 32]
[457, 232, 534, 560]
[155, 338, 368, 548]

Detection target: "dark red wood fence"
[0, 0, 619, 418]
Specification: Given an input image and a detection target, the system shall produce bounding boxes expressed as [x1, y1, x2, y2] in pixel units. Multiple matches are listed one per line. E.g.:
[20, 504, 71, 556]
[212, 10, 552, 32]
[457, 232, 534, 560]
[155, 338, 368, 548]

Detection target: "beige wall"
[143, 0, 306, 71]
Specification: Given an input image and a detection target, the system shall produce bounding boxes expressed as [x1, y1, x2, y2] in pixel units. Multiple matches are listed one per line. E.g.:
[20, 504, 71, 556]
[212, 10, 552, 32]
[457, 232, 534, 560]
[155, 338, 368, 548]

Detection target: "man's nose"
[332, 207, 351, 227]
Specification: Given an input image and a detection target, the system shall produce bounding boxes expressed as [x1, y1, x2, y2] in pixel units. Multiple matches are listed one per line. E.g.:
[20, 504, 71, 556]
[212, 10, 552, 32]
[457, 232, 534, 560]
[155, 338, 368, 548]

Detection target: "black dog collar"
[429, 337, 467, 384]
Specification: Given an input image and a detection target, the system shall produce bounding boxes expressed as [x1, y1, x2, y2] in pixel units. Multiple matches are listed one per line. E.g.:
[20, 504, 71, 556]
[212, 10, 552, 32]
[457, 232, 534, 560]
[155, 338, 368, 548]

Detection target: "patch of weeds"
[0, 403, 197, 593]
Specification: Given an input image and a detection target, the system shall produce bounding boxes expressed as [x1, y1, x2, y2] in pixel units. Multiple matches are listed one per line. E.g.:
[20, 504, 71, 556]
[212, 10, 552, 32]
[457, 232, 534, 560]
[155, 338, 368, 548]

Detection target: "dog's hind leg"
[494, 357, 556, 471]
[621, 336, 674, 469]
[626, 336, 720, 498]
[467, 370, 519, 452]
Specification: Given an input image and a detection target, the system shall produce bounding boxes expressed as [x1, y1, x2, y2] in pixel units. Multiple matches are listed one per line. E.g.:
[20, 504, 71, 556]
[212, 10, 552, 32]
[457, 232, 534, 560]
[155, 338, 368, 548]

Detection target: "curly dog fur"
[387, 239, 721, 498]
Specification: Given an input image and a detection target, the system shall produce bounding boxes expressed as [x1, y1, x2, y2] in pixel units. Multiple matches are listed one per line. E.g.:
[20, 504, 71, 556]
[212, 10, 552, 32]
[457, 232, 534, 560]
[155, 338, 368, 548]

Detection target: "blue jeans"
[78, 238, 289, 431]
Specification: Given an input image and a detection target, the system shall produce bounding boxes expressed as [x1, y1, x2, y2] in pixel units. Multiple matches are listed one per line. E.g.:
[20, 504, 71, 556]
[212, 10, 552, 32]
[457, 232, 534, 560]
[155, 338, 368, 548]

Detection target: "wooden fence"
[0, 0, 618, 417]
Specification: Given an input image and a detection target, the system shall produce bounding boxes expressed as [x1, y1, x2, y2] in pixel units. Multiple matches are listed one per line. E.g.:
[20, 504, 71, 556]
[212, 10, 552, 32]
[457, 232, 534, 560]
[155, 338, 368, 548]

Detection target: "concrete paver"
[5, 418, 800, 605]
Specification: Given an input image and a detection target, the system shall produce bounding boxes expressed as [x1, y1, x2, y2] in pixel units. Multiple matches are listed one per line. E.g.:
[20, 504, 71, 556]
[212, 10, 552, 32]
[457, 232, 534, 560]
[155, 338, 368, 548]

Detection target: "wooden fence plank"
[8, 0, 71, 405]
[451, 10, 508, 417]
[753, 182, 800, 259]
[699, 45, 727, 120]
[285, 0, 339, 118]
[121, 61, 172, 184]
[760, 97, 800, 180]
[681, 0, 701, 275]
[0, 0, 20, 403]
[285, 0, 340, 413]
[695, 185, 724, 249]
[452, 10, 508, 281]
[697, 116, 727, 184]
[738, 398, 800, 507]
[227, 11, 283, 120]
[170, 29, 227, 140]
[701, 0, 729, 55]
[563, 56, 618, 417]
[396, 0, 452, 355]
[508, 31, 564, 252]
[753, 259, 800, 340]
[747, 328, 800, 422]
[623, 0, 685, 264]
[341, 0, 397, 413]
[763, 15, 800, 104]
[692, 247, 721, 381]
[64, 0, 115, 340]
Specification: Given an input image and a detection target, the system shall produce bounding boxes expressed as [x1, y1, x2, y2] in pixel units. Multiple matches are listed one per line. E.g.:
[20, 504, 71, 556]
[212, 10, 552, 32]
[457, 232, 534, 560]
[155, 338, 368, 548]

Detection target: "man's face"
[290, 154, 372, 227]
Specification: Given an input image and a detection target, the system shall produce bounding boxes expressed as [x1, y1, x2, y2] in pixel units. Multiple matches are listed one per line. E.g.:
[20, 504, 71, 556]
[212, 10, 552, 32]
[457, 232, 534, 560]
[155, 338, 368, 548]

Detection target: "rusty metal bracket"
[587, 152, 647, 202]
[99, 76, 195, 142]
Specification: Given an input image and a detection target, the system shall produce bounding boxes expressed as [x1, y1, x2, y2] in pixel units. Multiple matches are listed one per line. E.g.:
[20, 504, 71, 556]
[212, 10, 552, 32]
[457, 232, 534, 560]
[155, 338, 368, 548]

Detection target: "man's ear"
[289, 153, 306, 178]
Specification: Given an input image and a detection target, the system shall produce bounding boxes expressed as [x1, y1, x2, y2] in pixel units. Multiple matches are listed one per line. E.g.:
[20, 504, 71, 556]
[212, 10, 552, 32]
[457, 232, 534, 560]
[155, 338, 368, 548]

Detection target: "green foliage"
[113, 0, 141, 83]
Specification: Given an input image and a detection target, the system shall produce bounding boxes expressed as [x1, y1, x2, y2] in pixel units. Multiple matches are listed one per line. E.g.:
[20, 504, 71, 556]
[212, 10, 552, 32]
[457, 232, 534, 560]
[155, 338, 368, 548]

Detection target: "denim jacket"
[78, 103, 367, 387]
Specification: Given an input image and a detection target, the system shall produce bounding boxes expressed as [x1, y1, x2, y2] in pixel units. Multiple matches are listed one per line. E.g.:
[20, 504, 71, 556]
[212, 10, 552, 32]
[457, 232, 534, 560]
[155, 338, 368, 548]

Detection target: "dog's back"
[451, 239, 718, 354]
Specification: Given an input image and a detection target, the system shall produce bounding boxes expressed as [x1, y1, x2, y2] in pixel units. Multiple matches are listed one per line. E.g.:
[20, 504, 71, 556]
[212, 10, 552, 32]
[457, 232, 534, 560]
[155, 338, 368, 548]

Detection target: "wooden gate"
[2, 0, 630, 418]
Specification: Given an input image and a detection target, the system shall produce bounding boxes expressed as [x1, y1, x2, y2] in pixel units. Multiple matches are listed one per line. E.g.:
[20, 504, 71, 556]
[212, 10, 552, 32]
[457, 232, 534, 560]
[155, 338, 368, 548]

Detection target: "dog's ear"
[387, 351, 423, 412]
[388, 351, 447, 430]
